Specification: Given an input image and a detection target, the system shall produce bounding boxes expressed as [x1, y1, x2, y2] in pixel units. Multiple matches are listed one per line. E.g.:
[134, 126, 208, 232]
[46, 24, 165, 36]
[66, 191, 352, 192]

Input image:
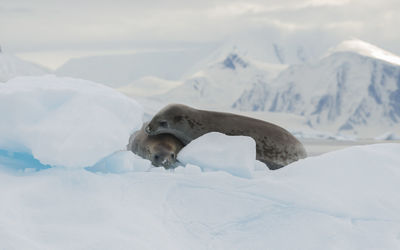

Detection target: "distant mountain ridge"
[0, 53, 49, 82]
[53, 35, 333, 91]
[55, 47, 217, 87]
[155, 51, 286, 108]
[233, 40, 400, 134]
[213, 31, 335, 65]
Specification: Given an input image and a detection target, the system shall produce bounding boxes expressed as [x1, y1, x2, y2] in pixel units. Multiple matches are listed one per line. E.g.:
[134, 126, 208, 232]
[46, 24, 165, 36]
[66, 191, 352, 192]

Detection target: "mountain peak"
[327, 39, 400, 66]
[222, 53, 248, 70]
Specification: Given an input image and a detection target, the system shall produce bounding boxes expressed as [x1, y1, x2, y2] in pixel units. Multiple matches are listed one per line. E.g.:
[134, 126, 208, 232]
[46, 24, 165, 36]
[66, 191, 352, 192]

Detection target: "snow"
[272, 143, 400, 220]
[1, 141, 400, 249]
[0, 75, 143, 168]
[86, 151, 152, 173]
[177, 132, 256, 178]
[213, 29, 336, 65]
[156, 52, 285, 109]
[1, 66, 400, 249]
[234, 39, 400, 137]
[327, 39, 400, 66]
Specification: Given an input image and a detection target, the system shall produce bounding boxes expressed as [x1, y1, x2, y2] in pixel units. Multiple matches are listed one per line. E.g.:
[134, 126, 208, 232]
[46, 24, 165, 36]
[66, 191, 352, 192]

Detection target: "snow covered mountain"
[155, 51, 287, 109]
[54, 33, 332, 90]
[0, 52, 49, 82]
[215, 29, 337, 65]
[233, 40, 400, 135]
[141, 34, 337, 110]
[215, 40, 313, 65]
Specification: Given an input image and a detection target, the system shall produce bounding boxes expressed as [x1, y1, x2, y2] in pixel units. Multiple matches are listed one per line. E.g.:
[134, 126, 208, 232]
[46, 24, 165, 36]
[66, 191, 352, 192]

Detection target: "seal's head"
[128, 121, 184, 169]
[150, 144, 177, 168]
[145, 134, 184, 169]
[146, 104, 194, 144]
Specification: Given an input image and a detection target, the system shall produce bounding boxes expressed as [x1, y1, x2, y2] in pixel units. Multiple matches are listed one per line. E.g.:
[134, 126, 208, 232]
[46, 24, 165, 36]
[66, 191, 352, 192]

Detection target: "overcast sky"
[1, 0, 400, 68]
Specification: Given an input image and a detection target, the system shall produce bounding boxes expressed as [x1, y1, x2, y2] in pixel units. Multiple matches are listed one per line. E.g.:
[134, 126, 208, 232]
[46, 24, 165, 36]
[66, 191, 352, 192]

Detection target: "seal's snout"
[153, 154, 171, 167]
[152, 150, 177, 169]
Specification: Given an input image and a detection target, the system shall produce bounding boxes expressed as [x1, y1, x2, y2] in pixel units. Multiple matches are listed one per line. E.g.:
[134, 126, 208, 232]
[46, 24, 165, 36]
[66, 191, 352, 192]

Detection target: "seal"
[127, 122, 184, 169]
[145, 104, 307, 170]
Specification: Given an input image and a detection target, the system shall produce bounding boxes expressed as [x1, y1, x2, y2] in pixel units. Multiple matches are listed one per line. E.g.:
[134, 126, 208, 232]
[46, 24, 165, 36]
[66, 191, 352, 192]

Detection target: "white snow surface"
[87, 151, 152, 173]
[0, 143, 400, 249]
[177, 132, 256, 178]
[1, 76, 400, 249]
[0, 76, 143, 167]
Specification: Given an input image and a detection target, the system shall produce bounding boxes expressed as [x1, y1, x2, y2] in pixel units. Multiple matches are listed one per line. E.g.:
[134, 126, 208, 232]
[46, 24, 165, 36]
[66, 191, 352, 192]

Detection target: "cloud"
[1, 0, 399, 58]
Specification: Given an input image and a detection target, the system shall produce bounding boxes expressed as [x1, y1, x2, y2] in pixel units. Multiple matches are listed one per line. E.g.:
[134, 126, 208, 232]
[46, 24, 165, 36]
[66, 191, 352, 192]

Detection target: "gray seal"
[145, 104, 307, 170]
[128, 122, 184, 169]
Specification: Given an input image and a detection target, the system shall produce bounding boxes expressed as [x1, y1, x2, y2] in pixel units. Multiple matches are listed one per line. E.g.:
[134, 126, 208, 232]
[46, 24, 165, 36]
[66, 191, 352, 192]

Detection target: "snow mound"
[0, 143, 399, 249]
[327, 39, 400, 66]
[271, 143, 400, 220]
[177, 132, 256, 178]
[0, 76, 143, 168]
[86, 151, 152, 173]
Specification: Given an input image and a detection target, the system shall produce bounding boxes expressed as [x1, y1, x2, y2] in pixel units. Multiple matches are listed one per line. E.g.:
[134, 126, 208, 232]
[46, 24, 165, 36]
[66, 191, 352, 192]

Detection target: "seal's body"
[128, 123, 184, 169]
[145, 104, 307, 170]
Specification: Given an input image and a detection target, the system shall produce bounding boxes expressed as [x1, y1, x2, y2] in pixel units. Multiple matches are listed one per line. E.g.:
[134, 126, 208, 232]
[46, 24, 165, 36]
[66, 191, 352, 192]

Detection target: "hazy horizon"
[2, 0, 400, 69]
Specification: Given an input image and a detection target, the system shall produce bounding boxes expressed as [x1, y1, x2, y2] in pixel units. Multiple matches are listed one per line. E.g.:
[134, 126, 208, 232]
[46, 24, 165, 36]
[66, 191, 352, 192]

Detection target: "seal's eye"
[145, 126, 151, 133]
[159, 120, 168, 128]
[171, 153, 175, 159]
[154, 154, 160, 161]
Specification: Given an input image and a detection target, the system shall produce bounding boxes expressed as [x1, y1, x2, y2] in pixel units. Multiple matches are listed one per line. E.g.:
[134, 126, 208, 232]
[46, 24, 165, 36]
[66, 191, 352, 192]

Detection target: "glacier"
[0, 76, 399, 249]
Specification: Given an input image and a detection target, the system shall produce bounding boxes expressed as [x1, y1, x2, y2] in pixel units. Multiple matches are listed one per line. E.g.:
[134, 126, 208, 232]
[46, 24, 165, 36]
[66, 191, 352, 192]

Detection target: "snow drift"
[0, 75, 142, 167]
[177, 132, 257, 178]
[0, 143, 399, 249]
